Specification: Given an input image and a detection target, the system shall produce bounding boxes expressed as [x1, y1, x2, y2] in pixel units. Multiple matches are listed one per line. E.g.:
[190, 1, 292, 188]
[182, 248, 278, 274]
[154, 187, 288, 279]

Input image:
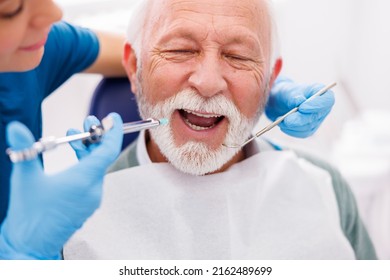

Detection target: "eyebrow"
[225, 35, 260, 47]
[159, 28, 199, 42]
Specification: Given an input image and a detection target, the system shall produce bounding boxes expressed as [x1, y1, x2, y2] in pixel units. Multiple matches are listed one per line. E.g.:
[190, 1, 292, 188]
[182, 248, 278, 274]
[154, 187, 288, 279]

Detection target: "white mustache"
[146, 88, 244, 122]
[137, 87, 256, 175]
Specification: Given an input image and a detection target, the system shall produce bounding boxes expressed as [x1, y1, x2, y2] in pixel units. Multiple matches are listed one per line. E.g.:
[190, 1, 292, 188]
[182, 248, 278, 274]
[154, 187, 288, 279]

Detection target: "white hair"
[126, 0, 150, 59]
[126, 0, 281, 69]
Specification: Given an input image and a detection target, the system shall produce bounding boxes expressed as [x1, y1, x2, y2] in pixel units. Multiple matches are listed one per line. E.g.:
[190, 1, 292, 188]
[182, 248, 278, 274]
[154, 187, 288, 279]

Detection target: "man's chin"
[159, 140, 240, 176]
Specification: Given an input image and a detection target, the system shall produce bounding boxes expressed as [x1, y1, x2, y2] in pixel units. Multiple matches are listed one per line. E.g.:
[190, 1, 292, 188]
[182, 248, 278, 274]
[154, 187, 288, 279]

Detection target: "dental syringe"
[6, 117, 168, 163]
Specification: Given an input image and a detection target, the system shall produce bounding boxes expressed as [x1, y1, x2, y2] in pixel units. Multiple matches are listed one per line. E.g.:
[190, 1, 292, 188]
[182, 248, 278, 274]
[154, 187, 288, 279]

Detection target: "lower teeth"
[184, 119, 215, 131]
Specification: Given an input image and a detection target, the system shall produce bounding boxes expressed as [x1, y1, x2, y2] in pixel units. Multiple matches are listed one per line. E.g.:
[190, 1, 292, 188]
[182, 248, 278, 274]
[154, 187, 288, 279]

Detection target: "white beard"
[136, 87, 262, 176]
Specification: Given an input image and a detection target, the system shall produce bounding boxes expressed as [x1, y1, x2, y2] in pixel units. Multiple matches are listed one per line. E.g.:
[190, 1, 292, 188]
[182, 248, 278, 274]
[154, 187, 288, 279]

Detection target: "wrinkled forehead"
[145, 0, 272, 43]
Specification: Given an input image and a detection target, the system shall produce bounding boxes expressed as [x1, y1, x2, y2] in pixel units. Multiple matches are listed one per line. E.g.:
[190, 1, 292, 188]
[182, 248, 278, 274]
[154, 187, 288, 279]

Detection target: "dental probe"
[7, 118, 168, 163]
[223, 82, 337, 149]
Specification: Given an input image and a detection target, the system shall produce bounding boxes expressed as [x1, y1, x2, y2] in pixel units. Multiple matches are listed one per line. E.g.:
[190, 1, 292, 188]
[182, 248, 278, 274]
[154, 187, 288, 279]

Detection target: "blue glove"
[0, 113, 123, 260]
[265, 77, 335, 138]
[66, 115, 102, 160]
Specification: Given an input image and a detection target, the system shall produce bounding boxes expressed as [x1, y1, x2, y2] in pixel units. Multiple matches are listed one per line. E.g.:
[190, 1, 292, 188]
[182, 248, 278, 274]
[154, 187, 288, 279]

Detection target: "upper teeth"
[184, 109, 222, 118]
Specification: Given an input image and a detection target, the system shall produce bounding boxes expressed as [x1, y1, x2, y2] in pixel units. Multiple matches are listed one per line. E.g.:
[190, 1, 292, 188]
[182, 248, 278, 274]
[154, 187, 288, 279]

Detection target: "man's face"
[125, 0, 281, 175]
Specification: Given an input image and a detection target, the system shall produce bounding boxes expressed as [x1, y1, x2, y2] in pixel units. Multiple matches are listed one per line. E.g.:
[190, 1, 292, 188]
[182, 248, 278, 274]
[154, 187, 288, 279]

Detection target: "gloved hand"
[66, 115, 102, 160]
[0, 113, 123, 260]
[265, 76, 335, 138]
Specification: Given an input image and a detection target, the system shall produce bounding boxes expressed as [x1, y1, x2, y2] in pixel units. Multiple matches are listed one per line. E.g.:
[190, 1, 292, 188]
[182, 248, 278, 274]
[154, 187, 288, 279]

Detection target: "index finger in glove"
[299, 89, 335, 114]
[67, 128, 90, 160]
[282, 111, 330, 132]
[69, 113, 123, 174]
[302, 84, 327, 98]
[66, 116, 101, 160]
[83, 115, 101, 151]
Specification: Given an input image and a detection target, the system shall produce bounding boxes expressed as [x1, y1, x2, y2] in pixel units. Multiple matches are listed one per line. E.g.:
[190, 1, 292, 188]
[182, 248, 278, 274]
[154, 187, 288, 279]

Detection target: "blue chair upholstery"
[88, 77, 140, 150]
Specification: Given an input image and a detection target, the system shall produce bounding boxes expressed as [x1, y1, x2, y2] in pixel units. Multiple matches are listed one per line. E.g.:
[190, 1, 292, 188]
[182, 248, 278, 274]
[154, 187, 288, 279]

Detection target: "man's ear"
[268, 57, 283, 89]
[123, 43, 139, 95]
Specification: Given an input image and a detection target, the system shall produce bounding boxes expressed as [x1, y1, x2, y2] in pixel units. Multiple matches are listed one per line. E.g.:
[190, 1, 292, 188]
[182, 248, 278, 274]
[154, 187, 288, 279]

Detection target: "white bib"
[64, 151, 355, 259]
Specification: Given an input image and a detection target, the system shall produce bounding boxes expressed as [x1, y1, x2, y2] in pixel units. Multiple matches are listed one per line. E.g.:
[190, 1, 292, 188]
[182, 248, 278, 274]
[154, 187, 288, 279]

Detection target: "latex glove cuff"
[0, 231, 61, 260]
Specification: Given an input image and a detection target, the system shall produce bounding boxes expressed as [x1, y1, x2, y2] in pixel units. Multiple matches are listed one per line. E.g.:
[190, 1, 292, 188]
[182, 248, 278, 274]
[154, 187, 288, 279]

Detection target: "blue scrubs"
[0, 22, 99, 224]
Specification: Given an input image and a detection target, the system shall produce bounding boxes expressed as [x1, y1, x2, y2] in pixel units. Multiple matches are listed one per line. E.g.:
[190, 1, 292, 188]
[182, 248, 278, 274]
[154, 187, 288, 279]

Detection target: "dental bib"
[64, 150, 355, 259]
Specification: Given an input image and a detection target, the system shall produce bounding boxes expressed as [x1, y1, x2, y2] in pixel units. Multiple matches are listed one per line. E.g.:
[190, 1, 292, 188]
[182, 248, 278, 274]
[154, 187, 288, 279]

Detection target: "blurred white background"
[44, 0, 390, 259]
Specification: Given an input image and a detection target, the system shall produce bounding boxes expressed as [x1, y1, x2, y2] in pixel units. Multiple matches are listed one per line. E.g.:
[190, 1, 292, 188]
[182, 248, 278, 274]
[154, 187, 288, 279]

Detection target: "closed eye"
[225, 54, 251, 61]
[0, 0, 24, 19]
[223, 53, 264, 71]
[167, 49, 196, 54]
[160, 49, 198, 62]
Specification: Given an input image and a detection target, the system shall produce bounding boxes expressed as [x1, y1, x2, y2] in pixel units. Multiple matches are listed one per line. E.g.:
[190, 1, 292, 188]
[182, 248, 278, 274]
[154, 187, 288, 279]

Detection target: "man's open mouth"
[179, 109, 225, 131]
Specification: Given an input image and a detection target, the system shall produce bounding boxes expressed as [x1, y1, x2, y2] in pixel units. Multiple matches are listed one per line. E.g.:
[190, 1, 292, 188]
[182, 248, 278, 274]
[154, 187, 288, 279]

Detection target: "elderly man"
[64, 0, 376, 259]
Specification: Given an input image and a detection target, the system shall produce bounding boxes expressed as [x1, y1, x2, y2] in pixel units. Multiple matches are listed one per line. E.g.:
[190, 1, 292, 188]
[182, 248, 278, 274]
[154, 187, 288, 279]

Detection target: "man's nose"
[30, 1, 63, 28]
[188, 54, 228, 98]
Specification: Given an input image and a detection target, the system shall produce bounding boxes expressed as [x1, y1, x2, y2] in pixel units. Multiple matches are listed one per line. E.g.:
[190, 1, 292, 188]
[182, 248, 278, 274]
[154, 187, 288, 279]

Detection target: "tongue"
[182, 111, 219, 128]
